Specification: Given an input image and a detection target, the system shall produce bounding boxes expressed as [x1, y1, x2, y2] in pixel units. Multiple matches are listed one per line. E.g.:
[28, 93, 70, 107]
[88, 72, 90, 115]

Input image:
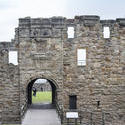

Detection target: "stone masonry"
[0, 15, 125, 124]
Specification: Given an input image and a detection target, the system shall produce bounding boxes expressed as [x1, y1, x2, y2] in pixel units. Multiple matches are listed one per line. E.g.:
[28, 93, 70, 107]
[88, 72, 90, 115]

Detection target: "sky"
[0, 0, 125, 41]
[35, 79, 47, 84]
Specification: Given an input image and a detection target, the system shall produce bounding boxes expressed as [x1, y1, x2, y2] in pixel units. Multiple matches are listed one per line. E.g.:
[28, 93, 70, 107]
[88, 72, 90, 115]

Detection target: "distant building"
[33, 79, 51, 91]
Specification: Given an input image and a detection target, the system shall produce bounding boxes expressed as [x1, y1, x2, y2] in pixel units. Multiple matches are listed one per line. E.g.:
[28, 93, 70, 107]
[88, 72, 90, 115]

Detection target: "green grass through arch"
[32, 91, 52, 103]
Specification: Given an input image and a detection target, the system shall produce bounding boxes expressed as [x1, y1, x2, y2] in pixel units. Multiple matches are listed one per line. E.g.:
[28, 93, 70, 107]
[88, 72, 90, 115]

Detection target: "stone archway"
[26, 77, 58, 107]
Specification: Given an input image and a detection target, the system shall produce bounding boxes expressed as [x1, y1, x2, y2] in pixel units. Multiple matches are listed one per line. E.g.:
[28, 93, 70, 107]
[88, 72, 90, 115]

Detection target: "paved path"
[22, 103, 61, 125]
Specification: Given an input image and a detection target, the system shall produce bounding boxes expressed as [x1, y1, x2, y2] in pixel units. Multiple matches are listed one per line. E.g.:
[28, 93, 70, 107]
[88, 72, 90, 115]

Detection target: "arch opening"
[27, 78, 57, 108]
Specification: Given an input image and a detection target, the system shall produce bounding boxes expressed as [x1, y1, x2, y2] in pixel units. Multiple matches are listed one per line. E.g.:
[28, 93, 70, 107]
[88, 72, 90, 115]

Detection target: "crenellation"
[75, 15, 100, 27]
[51, 17, 65, 23]
[19, 17, 31, 25]
[66, 19, 75, 25]
[75, 15, 100, 21]
[100, 20, 116, 25]
[0, 15, 125, 124]
[116, 18, 125, 27]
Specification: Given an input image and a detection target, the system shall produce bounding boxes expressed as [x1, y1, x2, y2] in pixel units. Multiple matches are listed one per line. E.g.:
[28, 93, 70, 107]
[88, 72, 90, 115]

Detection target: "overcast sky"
[0, 0, 125, 41]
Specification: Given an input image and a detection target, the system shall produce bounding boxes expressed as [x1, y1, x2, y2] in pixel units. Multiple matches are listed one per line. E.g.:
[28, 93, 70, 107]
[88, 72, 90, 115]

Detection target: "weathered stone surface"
[0, 15, 125, 124]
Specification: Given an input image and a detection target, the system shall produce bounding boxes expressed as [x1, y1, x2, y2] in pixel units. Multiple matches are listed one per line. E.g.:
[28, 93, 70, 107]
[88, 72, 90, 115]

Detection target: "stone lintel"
[67, 19, 75, 24]
[31, 53, 51, 60]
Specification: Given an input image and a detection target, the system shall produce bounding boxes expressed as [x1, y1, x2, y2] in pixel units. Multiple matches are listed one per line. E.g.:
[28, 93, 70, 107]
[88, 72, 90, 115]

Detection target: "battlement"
[18, 15, 125, 27]
[0, 42, 10, 50]
[0, 15, 125, 125]
[0, 41, 17, 51]
[17, 15, 125, 39]
[19, 16, 66, 27]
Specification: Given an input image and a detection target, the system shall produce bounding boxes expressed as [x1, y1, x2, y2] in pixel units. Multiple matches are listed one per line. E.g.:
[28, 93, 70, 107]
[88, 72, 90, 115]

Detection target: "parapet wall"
[0, 15, 125, 124]
[18, 16, 125, 27]
[17, 16, 125, 43]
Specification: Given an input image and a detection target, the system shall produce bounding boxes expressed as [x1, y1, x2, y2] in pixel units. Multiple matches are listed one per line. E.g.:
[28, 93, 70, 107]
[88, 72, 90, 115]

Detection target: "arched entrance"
[26, 78, 57, 108]
[22, 78, 61, 125]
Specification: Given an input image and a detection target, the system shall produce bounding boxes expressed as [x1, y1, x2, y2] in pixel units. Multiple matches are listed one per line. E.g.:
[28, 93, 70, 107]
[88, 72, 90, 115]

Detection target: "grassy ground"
[32, 91, 52, 103]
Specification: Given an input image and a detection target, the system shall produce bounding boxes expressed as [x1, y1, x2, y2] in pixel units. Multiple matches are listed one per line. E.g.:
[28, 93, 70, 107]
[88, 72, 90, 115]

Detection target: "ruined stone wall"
[0, 42, 20, 124]
[16, 16, 125, 124]
[0, 43, 7, 123]
[18, 17, 65, 115]
[0, 15, 125, 124]
[63, 16, 125, 124]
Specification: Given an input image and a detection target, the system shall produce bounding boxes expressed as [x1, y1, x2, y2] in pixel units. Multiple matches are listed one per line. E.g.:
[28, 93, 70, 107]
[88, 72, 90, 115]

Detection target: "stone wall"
[63, 16, 125, 124]
[0, 15, 125, 124]
[0, 42, 20, 124]
[0, 43, 7, 123]
[18, 17, 65, 117]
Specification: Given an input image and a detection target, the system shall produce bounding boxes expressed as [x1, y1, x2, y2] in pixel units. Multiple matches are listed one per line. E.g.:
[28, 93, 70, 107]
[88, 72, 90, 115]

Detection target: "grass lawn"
[32, 91, 52, 103]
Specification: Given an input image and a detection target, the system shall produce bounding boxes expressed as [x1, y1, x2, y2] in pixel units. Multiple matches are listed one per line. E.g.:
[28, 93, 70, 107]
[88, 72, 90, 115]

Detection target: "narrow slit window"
[67, 27, 74, 38]
[77, 49, 86, 66]
[69, 95, 77, 109]
[9, 51, 18, 65]
[103, 27, 110, 38]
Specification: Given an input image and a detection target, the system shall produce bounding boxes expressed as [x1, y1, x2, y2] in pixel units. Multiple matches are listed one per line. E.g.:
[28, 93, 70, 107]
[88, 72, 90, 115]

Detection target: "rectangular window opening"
[69, 95, 77, 109]
[77, 49, 86, 66]
[67, 27, 74, 38]
[9, 51, 18, 65]
[103, 26, 110, 38]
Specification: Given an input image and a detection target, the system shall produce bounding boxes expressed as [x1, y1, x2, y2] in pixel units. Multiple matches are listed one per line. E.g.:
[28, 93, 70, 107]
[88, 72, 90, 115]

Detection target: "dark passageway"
[27, 78, 57, 109]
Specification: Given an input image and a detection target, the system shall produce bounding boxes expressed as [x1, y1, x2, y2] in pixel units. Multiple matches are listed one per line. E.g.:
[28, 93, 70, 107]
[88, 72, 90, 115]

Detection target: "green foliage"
[32, 91, 52, 103]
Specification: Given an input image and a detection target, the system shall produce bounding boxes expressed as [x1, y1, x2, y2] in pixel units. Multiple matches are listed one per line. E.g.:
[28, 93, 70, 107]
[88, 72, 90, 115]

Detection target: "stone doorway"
[27, 78, 57, 109]
[22, 78, 61, 125]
